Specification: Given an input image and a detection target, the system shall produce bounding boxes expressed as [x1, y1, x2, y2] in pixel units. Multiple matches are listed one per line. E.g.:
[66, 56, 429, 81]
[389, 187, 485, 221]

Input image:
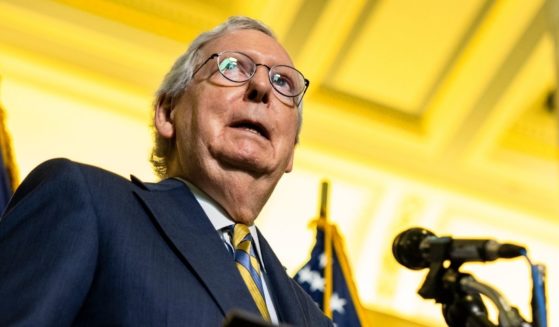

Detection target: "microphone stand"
[416, 237, 527, 327]
[460, 277, 526, 327]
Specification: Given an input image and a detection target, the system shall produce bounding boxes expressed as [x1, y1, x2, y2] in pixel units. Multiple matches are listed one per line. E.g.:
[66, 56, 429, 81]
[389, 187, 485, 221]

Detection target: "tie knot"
[232, 223, 252, 249]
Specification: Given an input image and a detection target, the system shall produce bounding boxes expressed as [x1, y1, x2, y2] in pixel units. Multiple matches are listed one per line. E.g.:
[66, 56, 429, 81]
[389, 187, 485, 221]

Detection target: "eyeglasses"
[192, 51, 310, 105]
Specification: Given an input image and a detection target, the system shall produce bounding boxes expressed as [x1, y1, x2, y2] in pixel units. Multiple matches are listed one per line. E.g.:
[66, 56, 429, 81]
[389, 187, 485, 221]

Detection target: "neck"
[170, 163, 281, 225]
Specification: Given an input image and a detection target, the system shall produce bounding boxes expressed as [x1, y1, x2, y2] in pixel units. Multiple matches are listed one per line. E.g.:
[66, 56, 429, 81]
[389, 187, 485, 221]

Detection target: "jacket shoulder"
[20, 158, 128, 183]
[4, 158, 136, 215]
[32, 158, 134, 185]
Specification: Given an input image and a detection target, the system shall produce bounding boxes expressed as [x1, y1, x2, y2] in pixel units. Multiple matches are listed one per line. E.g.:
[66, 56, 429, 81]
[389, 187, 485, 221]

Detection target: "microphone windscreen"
[392, 227, 435, 270]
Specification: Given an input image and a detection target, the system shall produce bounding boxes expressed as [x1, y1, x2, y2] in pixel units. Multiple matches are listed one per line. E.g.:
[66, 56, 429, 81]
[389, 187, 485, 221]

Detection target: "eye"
[271, 73, 293, 93]
[219, 57, 239, 72]
[218, 54, 254, 82]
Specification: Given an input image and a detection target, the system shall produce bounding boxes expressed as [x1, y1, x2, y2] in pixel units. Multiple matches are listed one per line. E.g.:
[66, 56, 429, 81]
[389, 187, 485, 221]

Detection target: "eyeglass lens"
[216, 51, 306, 98]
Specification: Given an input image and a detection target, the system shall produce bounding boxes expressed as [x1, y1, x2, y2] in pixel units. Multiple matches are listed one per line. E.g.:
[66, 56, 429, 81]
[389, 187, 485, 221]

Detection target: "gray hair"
[151, 16, 303, 178]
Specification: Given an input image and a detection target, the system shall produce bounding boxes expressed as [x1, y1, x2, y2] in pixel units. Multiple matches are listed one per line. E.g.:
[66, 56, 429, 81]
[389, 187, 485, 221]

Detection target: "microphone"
[392, 227, 526, 270]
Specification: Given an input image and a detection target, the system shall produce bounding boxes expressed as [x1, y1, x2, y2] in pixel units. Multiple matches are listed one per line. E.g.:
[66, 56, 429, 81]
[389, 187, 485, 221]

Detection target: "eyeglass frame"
[191, 51, 310, 106]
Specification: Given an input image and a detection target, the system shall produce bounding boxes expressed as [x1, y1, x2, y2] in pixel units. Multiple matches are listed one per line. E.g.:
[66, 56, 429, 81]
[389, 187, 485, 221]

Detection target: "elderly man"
[0, 16, 331, 326]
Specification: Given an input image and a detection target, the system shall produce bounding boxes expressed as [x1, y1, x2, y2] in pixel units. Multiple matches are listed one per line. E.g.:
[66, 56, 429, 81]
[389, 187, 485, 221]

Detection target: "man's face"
[166, 29, 299, 184]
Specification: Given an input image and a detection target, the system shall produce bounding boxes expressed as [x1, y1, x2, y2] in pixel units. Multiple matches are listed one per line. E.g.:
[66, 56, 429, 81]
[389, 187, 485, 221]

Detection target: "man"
[0, 16, 332, 326]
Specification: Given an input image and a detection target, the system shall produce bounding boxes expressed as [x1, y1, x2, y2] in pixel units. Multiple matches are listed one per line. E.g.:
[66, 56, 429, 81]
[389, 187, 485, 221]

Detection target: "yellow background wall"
[1, 0, 558, 326]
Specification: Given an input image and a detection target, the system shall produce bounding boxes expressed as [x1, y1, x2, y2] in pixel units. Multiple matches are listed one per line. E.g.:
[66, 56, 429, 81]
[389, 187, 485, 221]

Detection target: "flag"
[0, 98, 18, 213]
[294, 218, 367, 326]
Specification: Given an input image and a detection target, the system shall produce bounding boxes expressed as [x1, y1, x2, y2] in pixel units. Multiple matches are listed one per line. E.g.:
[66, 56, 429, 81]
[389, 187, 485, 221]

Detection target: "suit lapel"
[257, 229, 307, 326]
[132, 178, 260, 318]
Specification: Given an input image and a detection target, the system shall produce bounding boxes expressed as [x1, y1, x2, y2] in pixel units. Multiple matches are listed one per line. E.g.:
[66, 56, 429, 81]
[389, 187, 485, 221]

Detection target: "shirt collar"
[174, 177, 266, 269]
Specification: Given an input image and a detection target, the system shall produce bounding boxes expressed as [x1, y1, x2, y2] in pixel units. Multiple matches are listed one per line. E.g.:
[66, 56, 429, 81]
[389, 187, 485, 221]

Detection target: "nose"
[245, 65, 271, 104]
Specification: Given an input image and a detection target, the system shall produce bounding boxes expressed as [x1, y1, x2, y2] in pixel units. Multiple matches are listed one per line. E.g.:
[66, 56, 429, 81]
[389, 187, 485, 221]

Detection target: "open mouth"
[230, 120, 270, 140]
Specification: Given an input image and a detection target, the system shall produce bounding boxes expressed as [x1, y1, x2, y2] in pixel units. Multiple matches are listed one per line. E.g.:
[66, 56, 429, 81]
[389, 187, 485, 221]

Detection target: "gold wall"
[1, 0, 558, 325]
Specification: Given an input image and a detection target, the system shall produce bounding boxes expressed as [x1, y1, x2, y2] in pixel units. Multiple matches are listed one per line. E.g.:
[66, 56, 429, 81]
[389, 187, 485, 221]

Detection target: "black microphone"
[392, 227, 526, 270]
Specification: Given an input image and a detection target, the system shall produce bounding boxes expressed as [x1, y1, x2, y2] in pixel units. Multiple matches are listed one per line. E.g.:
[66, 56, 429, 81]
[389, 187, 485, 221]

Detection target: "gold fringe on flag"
[0, 99, 19, 191]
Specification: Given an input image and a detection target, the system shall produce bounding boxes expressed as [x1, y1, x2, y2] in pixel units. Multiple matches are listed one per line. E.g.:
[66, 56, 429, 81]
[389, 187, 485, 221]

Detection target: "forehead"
[201, 29, 294, 67]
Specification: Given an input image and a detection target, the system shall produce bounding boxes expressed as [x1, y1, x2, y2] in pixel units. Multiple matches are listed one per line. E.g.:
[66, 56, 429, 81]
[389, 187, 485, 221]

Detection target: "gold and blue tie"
[231, 224, 270, 321]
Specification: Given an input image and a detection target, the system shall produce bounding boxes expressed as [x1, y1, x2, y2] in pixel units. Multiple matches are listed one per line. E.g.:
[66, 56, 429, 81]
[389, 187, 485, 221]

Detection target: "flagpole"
[319, 180, 333, 318]
[319, 180, 329, 219]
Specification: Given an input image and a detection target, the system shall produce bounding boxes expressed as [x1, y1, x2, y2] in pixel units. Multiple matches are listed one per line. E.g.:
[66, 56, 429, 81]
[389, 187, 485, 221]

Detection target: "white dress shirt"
[175, 178, 279, 324]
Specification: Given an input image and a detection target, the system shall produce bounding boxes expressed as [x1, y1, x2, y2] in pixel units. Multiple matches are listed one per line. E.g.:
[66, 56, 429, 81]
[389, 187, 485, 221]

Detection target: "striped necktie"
[231, 224, 270, 321]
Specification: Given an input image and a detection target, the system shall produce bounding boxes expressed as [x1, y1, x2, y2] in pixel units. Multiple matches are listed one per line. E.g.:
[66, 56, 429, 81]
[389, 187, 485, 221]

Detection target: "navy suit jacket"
[0, 159, 331, 326]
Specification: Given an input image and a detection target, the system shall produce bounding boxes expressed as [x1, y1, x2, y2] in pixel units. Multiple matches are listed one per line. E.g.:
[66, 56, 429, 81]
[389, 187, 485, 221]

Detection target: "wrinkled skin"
[155, 29, 299, 224]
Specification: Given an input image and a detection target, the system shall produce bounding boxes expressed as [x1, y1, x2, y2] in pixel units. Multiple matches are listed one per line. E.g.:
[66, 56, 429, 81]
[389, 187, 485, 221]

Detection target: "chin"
[217, 153, 272, 175]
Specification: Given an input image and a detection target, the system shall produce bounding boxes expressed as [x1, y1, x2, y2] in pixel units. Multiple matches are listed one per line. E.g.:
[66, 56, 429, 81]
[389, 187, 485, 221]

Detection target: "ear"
[154, 95, 175, 139]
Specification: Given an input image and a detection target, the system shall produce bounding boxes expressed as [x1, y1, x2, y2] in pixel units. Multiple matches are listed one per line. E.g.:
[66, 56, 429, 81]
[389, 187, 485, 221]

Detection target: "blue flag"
[0, 151, 12, 211]
[294, 220, 366, 326]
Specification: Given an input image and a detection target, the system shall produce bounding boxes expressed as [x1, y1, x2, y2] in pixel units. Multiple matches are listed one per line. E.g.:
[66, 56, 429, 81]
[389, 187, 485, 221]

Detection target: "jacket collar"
[257, 229, 308, 325]
[131, 177, 261, 318]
